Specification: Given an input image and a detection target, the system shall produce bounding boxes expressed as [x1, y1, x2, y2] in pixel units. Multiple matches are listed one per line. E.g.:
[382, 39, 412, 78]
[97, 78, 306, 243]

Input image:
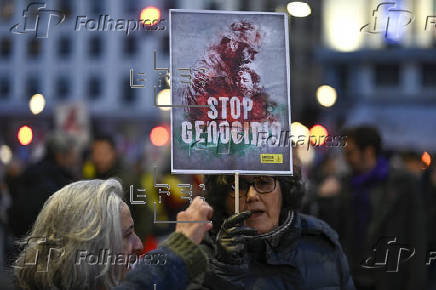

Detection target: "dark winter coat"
[9, 158, 74, 237]
[115, 232, 208, 290]
[188, 211, 355, 290]
[315, 161, 427, 290]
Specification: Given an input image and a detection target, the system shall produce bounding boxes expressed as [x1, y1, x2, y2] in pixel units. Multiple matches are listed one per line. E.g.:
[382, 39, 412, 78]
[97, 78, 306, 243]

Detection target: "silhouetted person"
[89, 134, 137, 186]
[9, 132, 78, 238]
[316, 126, 426, 290]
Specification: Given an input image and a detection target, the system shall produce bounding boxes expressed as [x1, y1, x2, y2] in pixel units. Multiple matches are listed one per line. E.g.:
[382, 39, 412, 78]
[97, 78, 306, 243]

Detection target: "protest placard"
[170, 10, 292, 174]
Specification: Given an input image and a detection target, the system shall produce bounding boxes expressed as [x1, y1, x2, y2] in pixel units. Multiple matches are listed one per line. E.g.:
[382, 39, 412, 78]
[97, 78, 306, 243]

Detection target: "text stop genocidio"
[180, 96, 283, 146]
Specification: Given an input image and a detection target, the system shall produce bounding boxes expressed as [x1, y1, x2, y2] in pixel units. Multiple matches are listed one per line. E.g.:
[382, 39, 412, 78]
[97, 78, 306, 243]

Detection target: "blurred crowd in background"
[0, 125, 434, 289]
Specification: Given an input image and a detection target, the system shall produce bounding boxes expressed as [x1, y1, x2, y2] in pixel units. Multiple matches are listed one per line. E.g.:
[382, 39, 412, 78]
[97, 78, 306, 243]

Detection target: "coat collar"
[245, 210, 301, 266]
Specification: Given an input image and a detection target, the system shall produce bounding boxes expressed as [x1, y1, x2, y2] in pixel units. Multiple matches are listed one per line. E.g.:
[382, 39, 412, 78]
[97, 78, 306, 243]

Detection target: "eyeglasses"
[229, 176, 276, 198]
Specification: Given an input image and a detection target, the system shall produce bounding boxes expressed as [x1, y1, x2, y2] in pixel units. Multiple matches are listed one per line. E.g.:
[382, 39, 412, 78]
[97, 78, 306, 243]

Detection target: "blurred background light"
[291, 122, 309, 138]
[0, 145, 12, 164]
[309, 124, 328, 145]
[422, 151, 431, 168]
[290, 122, 309, 146]
[317, 85, 337, 107]
[29, 93, 46, 115]
[157, 89, 171, 111]
[324, 0, 363, 51]
[150, 126, 169, 146]
[297, 144, 315, 165]
[287, 2, 311, 17]
[17, 125, 33, 146]
[140, 6, 161, 26]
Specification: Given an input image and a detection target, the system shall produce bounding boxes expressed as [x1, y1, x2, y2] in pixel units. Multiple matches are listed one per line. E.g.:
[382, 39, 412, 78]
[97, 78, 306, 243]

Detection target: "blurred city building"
[0, 0, 324, 164]
[0, 0, 170, 163]
[319, 0, 436, 152]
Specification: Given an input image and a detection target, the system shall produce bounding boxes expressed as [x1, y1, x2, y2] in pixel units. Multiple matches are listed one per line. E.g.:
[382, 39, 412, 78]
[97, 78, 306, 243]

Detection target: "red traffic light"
[18, 125, 33, 146]
[309, 124, 328, 146]
[150, 126, 169, 146]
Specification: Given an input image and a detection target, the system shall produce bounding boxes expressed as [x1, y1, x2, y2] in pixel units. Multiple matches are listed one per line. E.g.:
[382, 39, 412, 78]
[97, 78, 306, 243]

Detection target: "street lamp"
[287, 2, 311, 17]
[140, 6, 161, 26]
[0, 145, 12, 164]
[316, 85, 337, 107]
[29, 93, 46, 115]
[157, 89, 171, 111]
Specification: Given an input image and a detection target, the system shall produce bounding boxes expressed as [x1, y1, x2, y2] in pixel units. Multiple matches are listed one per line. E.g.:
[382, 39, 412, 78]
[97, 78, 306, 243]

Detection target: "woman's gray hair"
[14, 179, 125, 289]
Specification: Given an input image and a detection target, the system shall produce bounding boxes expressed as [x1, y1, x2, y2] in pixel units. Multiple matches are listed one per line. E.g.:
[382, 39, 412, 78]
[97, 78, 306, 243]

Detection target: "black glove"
[215, 211, 258, 265]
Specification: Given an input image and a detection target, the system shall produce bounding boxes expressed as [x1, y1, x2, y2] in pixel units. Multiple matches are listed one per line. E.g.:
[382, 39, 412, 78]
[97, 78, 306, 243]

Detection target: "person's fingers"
[223, 236, 245, 247]
[222, 211, 252, 229]
[228, 226, 258, 237]
[176, 211, 186, 220]
[184, 197, 201, 216]
[204, 203, 213, 220]
[192, 196, 207, 209]
[187, 197, 213, 220]
[202, 204, 213, 220]
[191, 199, 212, 220]
[225, 244, 244, 253]
[204, 221, 213, 231]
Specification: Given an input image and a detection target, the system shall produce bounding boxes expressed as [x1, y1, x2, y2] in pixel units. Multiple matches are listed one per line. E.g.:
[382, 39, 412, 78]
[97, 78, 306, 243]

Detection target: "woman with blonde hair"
[14, 179, 213, 290]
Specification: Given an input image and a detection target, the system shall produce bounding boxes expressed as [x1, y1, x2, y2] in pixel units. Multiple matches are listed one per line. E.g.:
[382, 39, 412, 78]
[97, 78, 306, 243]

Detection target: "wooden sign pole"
[234, 172, 239, 214]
